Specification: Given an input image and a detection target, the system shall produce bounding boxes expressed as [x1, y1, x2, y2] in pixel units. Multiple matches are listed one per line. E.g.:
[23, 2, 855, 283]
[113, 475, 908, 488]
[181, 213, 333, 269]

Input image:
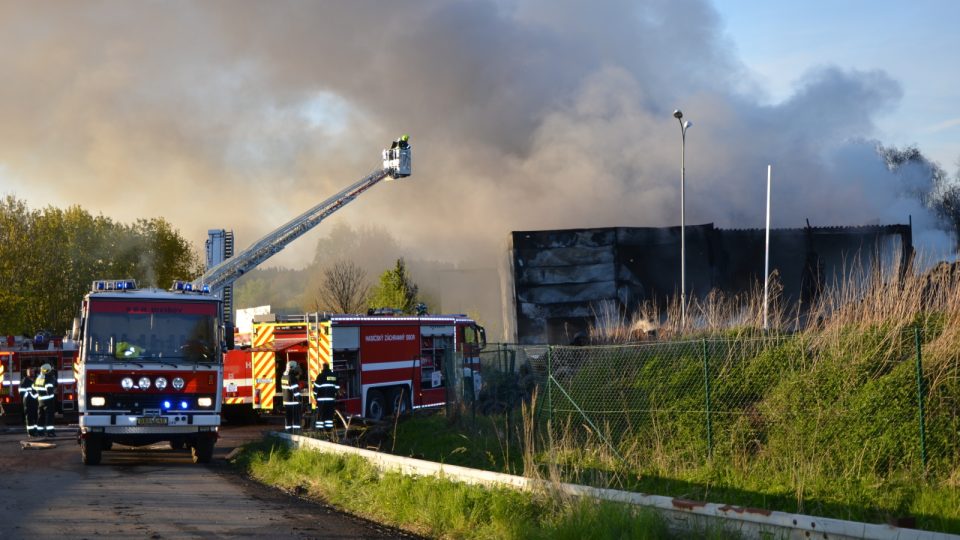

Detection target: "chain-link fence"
[460, 327, 959, 480]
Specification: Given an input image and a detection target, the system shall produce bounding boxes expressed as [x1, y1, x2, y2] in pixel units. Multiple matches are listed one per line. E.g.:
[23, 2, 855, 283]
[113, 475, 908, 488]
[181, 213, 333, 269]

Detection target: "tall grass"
[518, 257, 960, 533]
[244, 256, 959, 534]
[232, 438, 681, 540]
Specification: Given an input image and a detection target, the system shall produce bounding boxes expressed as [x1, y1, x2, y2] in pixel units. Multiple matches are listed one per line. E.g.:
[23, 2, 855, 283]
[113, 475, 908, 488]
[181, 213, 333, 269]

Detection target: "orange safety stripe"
[306, 321, 322, 408]
[251, 324, 276, 410]
[318, 323, 331, 367]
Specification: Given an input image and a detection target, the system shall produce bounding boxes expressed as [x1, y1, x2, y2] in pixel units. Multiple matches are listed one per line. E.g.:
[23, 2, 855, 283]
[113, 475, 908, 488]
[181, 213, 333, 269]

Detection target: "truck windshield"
[84, 312, 219, 364]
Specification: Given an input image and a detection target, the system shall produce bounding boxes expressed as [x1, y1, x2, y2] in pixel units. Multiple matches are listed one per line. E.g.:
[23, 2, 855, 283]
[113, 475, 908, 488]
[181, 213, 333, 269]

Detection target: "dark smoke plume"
[0, 0, 951, 272]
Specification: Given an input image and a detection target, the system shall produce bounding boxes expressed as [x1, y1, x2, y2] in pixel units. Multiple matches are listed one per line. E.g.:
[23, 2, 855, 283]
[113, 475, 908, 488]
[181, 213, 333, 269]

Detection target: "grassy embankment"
[231, 438, 708, 540]
[234, 262, 960, 535]
[385, 263, 960, 534]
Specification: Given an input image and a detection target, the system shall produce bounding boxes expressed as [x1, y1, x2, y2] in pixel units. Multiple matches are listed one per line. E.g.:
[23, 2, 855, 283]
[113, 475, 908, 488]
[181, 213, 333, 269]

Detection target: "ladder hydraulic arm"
[195, 139, 412, 292]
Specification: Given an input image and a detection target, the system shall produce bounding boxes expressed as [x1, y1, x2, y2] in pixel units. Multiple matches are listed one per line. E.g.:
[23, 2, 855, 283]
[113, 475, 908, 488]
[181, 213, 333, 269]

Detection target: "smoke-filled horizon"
[0, 0, 955, 271]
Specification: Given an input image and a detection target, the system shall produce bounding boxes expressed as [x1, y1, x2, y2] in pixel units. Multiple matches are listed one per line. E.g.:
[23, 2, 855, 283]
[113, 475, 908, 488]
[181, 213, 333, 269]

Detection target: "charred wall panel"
[616, 224, 714, 310]
[508, 223, 911, 344]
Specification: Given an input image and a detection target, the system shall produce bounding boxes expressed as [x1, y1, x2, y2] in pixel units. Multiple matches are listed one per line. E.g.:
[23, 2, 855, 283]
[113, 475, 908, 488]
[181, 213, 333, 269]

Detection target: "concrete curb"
[272, 432, 957, 540]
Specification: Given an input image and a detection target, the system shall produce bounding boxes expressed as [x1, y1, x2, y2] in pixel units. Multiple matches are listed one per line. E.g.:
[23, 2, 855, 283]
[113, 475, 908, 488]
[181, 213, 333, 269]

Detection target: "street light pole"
[673, 109, 692, 328]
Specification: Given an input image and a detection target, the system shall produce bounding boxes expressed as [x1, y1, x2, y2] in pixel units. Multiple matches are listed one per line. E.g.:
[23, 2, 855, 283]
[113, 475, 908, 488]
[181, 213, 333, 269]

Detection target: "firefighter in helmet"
[281, 360, 302, 433]
[313, 363, 340, 433]
[33, 363, 57, 437]
[390, 134, 410, 149]
[20, 367, 39, 437]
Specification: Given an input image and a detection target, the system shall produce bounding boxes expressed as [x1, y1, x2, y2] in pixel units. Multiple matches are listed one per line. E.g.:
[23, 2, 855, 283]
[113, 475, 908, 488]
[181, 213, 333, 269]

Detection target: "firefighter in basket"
[313, 363, 340, 433]
[281, 360, 302, 433]
[20, 367, 39, 437]
[33, 363, 58, 437]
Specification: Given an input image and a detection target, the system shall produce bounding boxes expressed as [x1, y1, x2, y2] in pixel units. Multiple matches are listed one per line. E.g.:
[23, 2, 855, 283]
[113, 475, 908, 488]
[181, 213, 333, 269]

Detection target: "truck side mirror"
[477, 326, 487, 350]
[224, 325, 235, 350]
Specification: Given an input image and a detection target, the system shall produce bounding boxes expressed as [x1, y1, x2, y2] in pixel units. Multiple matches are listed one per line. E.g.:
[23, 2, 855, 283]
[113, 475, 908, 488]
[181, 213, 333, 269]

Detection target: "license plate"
[136, 416, 169, 426]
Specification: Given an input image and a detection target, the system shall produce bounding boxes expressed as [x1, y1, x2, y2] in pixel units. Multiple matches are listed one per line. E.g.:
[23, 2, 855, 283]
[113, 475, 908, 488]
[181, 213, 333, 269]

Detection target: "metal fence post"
[702, 338, 713, 459]
[547, 345, 553, 426]
[914, 326, 928, 469]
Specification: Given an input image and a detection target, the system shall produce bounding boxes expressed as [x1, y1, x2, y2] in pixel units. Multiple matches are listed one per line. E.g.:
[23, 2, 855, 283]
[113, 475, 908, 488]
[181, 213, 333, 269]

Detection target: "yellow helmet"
[40, 363, 52, 373]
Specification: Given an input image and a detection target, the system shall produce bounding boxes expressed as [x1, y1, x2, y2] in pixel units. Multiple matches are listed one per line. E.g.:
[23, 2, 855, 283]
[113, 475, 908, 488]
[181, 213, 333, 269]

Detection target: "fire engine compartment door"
[421, 326, 454, 337]
[331, 327, 359, 350]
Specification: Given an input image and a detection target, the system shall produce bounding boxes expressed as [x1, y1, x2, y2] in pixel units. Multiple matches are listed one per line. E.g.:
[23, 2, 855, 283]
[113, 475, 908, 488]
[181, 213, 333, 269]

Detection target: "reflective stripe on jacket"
[281, 373, 301, 404]
[313, 372, 340, 401]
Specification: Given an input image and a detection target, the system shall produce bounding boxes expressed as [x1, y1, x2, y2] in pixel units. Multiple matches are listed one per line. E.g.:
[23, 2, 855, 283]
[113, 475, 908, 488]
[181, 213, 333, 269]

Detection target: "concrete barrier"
[273, 432, 957, 540]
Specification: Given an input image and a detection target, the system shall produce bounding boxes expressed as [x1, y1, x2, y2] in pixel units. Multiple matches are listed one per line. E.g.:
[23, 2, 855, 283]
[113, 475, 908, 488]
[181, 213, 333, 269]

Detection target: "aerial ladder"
[198, 138, 412, 321]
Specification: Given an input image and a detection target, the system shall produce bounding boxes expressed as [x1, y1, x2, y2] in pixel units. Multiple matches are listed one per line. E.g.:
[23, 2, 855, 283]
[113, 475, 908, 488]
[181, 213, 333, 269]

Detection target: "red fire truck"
[75, 279, 224, 465]
[1, 334, 79, 421]
[222, 316, 310, 415]
[74, 137, 411, 463]
[222, 312, 486, 423]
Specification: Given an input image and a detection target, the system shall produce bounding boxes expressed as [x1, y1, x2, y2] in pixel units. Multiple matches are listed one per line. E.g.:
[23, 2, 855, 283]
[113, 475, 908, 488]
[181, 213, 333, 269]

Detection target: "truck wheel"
[81, 434, 103, 465]
[390, 388, 410, 417]
[366, 390, 386, 421]
[191, 434, 215, 464]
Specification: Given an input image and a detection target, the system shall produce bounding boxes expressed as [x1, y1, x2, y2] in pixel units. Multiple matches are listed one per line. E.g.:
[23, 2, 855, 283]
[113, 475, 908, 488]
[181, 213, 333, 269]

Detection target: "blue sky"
[716, 0, 960, 170]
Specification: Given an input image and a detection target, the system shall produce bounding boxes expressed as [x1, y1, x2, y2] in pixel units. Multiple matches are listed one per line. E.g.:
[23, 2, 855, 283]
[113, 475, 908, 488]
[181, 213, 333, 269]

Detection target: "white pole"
[763, 165, 772, 330]
[680, 129, 686, 329]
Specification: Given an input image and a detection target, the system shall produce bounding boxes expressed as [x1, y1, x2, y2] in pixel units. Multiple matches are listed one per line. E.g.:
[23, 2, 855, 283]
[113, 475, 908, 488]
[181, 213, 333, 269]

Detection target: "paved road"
[0, 420, 416, 539]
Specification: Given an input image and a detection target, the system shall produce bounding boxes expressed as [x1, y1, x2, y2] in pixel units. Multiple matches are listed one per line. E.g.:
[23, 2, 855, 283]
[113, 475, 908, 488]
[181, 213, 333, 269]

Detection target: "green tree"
[235, 267, 309, 313]
[368, 258, 419, 313]
[0, 196, 199, 336]
[131, 218, 203, 288]
[0, 197, 31, 332]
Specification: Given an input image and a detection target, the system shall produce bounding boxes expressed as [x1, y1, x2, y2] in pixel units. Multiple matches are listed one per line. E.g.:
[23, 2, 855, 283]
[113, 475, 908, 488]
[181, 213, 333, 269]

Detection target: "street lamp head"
[673, 109, 683, 119]
[683, 120, 692, 129]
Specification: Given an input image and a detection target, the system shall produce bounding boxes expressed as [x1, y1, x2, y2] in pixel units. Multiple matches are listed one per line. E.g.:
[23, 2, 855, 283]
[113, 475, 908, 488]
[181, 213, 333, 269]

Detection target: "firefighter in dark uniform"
[281, 360, 302, 433]
[20, 367, 38, 437]
[390, 134, 409, 149]
[34, 363, 57, 437]
[313, 364, 340, 432]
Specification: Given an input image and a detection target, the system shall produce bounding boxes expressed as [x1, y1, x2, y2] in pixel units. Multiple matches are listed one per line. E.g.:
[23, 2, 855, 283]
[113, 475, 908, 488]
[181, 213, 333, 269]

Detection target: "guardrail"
[272, 432, 956, 540]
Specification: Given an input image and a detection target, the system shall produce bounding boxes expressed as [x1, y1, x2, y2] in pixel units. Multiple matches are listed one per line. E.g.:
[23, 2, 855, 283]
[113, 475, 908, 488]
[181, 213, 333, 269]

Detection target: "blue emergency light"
[180, 401, 189, 409]
[172, 280, 211, 294]
[92, 279, 138, 292]
[163, 400, 172, 409]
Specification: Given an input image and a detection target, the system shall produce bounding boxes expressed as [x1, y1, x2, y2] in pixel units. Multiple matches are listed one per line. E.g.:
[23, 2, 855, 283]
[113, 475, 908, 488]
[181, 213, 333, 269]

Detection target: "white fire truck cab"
[75, 279, 224, 465]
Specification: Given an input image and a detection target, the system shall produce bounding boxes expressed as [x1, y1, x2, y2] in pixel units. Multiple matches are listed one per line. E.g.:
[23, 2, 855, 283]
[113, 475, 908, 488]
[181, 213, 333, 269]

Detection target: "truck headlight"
[155, 377, 168, 390]
[121, 377, 134, 390]
[138, 377, 151, 390]
[172, 377, 185, 390]
[197, 397, 213, 407]
[90, 396, 106, 407]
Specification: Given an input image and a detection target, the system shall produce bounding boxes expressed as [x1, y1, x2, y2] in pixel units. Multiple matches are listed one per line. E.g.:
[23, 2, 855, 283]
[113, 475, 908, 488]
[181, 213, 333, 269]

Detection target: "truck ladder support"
[195, 142, 411, 292]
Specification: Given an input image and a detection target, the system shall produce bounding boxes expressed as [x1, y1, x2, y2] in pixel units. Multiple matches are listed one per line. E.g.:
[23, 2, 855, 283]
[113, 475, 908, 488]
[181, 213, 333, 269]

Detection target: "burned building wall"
[506, 223, 912, 344]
